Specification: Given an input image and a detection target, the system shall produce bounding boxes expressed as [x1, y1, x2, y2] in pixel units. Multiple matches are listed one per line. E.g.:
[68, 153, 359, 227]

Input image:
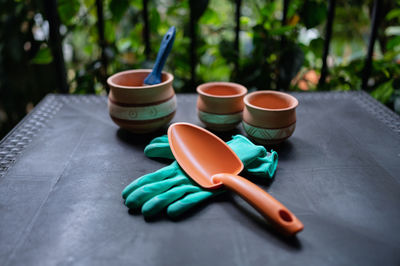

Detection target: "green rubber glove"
[145, 134, 278, 178]
[122, 161, 218, 218]
[123, 135, 278, 218]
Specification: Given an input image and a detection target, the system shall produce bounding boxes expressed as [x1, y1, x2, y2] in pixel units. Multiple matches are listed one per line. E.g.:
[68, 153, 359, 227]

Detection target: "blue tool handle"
[144, 26, 176, 85]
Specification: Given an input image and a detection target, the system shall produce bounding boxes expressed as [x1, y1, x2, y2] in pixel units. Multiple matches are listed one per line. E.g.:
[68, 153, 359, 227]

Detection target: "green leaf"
[199, 8, 222, 26]
[385, 26, 400, 36]
[105, 20, 116, 43]
[218, 39, 236, 63]
[371, 80, 394, 104]
[58, 0, 80, 25]
[258, 2, 276, 22]
[189, 0, 209, 21]
[240, 16, 251, 27]
[300, 1, 327, 29]
[309, 37, 324, 58]
[268, 25, 294, 36]
[30, 47, 53, 64]
[149, 7, 160, 33]
[117, 38, 131, 52]
[386, 36, 400, 50]
[386, 9, 400, 21]
[109, 0, 130, 22]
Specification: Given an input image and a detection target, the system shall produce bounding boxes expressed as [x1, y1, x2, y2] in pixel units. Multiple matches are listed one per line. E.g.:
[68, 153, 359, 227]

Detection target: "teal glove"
[122, 161, 218, 218]
[145, 134, 278, 178]
[122, 135, 278, 218]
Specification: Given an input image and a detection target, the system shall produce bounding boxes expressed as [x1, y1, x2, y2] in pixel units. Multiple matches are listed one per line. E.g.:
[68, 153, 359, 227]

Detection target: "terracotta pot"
[107, 69, 176, 133]
[196, 82, 247, 131]
[243, 91, 298, 145]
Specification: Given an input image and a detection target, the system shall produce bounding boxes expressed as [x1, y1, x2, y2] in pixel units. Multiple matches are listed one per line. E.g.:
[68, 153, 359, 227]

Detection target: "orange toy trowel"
[168, 122, 303, 236]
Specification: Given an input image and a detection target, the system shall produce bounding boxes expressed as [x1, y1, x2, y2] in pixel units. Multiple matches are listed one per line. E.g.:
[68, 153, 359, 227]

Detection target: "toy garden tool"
[168, 122, 304, 236]
[144, 134, 278, 178]
[122, 135, 278, 218]
[143, 26, 176, 85]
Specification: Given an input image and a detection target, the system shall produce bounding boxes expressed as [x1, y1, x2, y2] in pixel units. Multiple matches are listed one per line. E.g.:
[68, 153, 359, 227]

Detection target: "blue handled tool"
[143, 26, 176, 85]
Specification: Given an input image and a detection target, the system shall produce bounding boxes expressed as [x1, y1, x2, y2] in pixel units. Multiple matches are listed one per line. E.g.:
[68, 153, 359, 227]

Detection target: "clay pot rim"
[107, 69, 173, 90]
[196, 82, 247, 98]
[244, 90, 299, 111]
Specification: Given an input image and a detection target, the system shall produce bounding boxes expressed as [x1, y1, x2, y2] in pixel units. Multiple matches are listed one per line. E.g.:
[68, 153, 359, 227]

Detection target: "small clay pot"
[243, 90, 298, 145]
[196, 82, 247, 131]
[107, 69, 176, 133]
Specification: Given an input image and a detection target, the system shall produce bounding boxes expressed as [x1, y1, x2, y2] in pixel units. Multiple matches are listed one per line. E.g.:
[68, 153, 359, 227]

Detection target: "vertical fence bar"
[142, 0, 151, 59]
[189, 3, 197, 90]
[96, 0, 108, 91]
[282, 0, 289, 26]
[362, 0, 381, 91]
[277, 0, 289, 91]
[44, 0, 69, 93]
[318, 0, 336, 87]
[234, 0, 242, 76]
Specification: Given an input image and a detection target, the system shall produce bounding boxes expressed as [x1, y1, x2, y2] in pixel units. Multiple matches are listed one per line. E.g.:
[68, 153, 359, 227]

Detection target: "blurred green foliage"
[0, 0, 399, 139]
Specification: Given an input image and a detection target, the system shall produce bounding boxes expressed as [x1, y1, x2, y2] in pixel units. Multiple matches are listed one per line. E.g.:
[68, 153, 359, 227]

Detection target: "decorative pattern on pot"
[196, 82, 247, 131]
[107, 69, 176, 133]
[243, 121, 296, 145]
[243, 90, 298, 145]
[198, 111, 242, 125]
[108, 95, 176, 121]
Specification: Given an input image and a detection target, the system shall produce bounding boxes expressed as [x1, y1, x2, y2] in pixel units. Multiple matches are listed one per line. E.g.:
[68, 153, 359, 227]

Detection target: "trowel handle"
[212, 173, 303, 236]
[153, 26, 176, 75]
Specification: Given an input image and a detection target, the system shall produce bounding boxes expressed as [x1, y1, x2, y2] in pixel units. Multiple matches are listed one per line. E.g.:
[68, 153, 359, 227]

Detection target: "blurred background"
[0, 0, 399, 139]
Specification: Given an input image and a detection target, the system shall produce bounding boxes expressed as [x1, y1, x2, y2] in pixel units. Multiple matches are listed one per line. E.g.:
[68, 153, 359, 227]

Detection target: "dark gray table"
[1, 92, 399, 266]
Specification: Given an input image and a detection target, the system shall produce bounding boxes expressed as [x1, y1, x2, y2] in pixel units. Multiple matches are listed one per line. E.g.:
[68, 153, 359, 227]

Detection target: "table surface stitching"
[0, 95, 63, 178]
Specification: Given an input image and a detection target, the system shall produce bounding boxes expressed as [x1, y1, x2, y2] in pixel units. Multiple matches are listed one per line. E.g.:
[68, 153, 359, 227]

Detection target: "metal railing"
[45, 0, 383, 93]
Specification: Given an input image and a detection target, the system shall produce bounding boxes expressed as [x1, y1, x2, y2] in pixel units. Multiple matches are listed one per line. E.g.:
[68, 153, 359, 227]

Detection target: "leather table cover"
[0, 92, 399, 266]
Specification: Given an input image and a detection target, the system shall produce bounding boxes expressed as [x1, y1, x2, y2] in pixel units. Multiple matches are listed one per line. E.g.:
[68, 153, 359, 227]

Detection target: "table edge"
[0, 91, 399, 179]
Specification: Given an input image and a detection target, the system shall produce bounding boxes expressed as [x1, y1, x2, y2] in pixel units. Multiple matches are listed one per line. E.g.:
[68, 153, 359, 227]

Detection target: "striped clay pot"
[196, 82, 247, 131]
[243, 91, 298, 145]
[107, 69, 176, 133]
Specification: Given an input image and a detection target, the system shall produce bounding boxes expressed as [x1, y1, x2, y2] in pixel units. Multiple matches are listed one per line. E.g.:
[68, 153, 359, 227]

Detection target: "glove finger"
[144, 135, 174, 159]
[228, 135, 267, 166]
[122, 161, 180, 199]
[149, 135, 169, 144]
[125, 175, 190, 209]
[246, 150, 278, 178]
[167, 190, 221, 218]
[141, 184, 203, 217]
